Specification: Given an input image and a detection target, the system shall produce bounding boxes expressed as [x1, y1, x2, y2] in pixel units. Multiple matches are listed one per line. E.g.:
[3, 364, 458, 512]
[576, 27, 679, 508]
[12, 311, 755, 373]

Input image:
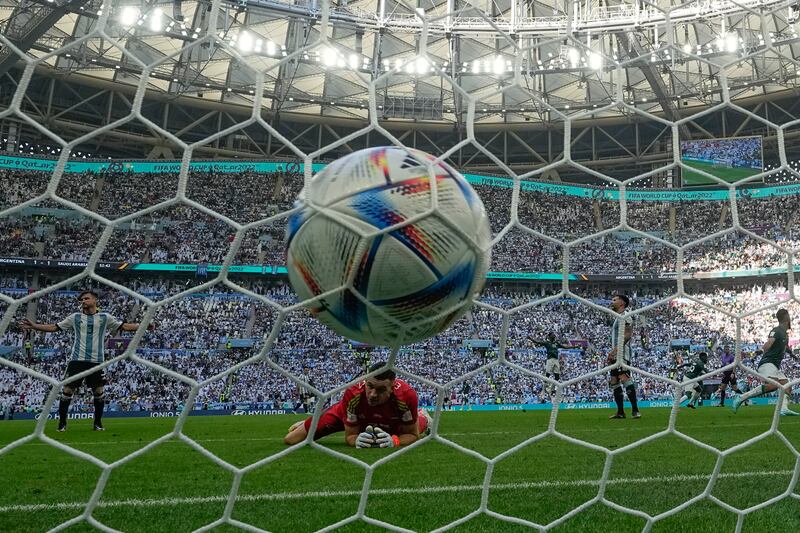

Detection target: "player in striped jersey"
[606, 294, 641, 419]
[20, 290, 140, 431]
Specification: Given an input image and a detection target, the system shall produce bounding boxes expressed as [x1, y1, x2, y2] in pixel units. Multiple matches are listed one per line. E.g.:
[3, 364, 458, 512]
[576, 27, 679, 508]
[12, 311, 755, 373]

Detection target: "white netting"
[1, 0, 799, 531]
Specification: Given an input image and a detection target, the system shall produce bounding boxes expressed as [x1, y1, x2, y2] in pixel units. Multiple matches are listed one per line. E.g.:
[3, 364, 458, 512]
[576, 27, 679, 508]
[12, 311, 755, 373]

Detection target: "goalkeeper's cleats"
[780, 409, 800, 416]
[731, 395, 743, 414]
[687, 403, 696, 409]
[631, 411, 641, 419]
[609, 413, 626, 419]
[57, 423, 67, 432]
[93, 423, 105, 431]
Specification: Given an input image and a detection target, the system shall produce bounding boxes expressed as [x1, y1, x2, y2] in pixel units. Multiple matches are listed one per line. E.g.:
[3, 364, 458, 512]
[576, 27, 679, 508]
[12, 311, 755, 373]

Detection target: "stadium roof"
[2, 0, 800, 126]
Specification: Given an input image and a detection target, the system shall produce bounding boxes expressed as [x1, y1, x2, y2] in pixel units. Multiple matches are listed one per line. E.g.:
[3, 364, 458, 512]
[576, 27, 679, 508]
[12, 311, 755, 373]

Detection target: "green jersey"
[683, 358, 706, 380]
[759, 326, 789, 368]
[541, 342, 560, 360]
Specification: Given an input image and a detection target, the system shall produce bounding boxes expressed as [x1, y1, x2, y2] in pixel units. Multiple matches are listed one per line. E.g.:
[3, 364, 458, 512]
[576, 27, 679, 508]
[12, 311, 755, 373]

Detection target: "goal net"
[0, 0, 798, 531]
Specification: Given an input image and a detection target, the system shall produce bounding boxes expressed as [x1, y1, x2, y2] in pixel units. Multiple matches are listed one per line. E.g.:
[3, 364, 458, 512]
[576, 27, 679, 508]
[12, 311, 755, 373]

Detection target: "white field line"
[0, 469, 794, 513]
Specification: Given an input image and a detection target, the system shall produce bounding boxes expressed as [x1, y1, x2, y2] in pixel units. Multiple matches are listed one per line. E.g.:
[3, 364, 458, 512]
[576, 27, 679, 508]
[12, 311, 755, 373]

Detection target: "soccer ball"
[285, 146, 491, 346]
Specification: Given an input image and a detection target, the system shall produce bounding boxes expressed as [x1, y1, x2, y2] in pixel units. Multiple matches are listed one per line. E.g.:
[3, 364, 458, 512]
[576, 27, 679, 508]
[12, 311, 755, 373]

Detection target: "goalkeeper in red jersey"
[284, 362, 431, 448]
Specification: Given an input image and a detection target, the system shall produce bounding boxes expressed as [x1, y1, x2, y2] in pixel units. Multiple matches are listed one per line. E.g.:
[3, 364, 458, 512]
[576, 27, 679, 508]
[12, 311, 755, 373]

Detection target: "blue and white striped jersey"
[57, 312, 123, 363]
[611, 312, 633, 363]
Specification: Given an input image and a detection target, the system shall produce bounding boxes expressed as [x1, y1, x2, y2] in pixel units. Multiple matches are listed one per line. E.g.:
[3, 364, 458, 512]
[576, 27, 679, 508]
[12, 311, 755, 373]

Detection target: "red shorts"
[302, 409, 345, 440]
[302, 408, 429, 440]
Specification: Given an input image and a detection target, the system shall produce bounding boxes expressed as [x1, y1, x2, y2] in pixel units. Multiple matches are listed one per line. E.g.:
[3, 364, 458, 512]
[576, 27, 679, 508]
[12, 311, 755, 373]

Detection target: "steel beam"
[0, 0, 92, 78]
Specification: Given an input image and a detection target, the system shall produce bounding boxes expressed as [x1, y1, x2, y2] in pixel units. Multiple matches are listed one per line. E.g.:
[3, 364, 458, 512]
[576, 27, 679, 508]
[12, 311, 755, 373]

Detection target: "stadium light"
[322, 47, 337, 67]
[415, 57, 428, 75]
[149, 8, 162, 32]
[492, 55, 505, 75]
[238, 32, 254, 53]
[120, 6, 140, 28]
[725, 33, 738, 52]
[588, 52, 603, 70]
[266, 40, 276, 56]
[568, 47, 580, 68]
[472, 59, 480, 73]
[682, 43, 692, 54]
[349, 54, 359, 69]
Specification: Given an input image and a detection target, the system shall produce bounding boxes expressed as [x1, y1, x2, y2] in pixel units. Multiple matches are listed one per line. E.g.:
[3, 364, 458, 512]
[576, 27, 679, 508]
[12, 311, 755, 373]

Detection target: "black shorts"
[63, 361, 105, 390]
[721, 370, 737, 385]
[610, 368, 632, 379]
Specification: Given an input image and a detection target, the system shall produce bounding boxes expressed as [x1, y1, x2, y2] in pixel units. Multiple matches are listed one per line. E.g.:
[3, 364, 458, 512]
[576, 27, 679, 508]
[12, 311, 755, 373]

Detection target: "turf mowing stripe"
[18, 420, 792, 446]
[0, 469, 793, 513]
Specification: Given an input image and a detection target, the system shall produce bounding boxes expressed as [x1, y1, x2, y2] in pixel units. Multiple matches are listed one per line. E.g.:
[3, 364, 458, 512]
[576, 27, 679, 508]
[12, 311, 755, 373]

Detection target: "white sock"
[690, 391, 701, 404]
[782, 394, 791, 411]
[741, 385, 766, 401]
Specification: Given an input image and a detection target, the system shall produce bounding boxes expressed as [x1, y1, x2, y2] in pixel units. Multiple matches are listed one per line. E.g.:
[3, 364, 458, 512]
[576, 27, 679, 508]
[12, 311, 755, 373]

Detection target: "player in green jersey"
[733, 309, 799, 416]
[532, 333, 578, 396]
[677, 352, 708, 409]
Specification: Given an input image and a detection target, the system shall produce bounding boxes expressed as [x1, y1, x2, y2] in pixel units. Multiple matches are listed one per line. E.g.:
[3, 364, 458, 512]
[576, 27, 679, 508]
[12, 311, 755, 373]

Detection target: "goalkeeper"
[284, 362, 431, 448]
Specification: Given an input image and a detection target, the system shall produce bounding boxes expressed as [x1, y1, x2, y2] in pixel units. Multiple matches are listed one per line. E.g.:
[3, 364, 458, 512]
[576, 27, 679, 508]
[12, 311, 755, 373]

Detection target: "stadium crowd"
[0, 168, 798, 275]
[1, 277, 798, 415]
[1, 164, 799, 416]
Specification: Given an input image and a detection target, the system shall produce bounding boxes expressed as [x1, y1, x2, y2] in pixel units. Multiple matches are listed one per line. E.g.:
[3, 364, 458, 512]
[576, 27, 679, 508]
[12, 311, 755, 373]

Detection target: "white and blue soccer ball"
[286, 146, 491, 346]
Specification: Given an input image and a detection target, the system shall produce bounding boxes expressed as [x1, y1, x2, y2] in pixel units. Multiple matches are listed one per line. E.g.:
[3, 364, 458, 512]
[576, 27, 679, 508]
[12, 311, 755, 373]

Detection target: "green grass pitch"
[681, 160, 762, 186]
[1, 407, 799, 532]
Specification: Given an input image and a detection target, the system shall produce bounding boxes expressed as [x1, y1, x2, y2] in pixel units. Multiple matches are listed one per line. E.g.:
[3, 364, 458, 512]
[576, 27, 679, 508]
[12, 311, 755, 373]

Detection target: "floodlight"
[120, 6, 139, 28]
[588, 52, 603, 70]
[568, 47, 580, 68]
[322, 47, 337, 67]
[149, 8, 162, 32]
[238, 31, 254, 53]
[725, 33, 738, 52]
[492, 55, 505, 75]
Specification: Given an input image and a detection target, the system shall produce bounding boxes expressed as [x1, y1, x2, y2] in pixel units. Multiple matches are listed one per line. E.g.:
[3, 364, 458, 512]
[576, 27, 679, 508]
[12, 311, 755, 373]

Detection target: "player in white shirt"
[20, 290, 140, 432]
[606, 294, 640, 419]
